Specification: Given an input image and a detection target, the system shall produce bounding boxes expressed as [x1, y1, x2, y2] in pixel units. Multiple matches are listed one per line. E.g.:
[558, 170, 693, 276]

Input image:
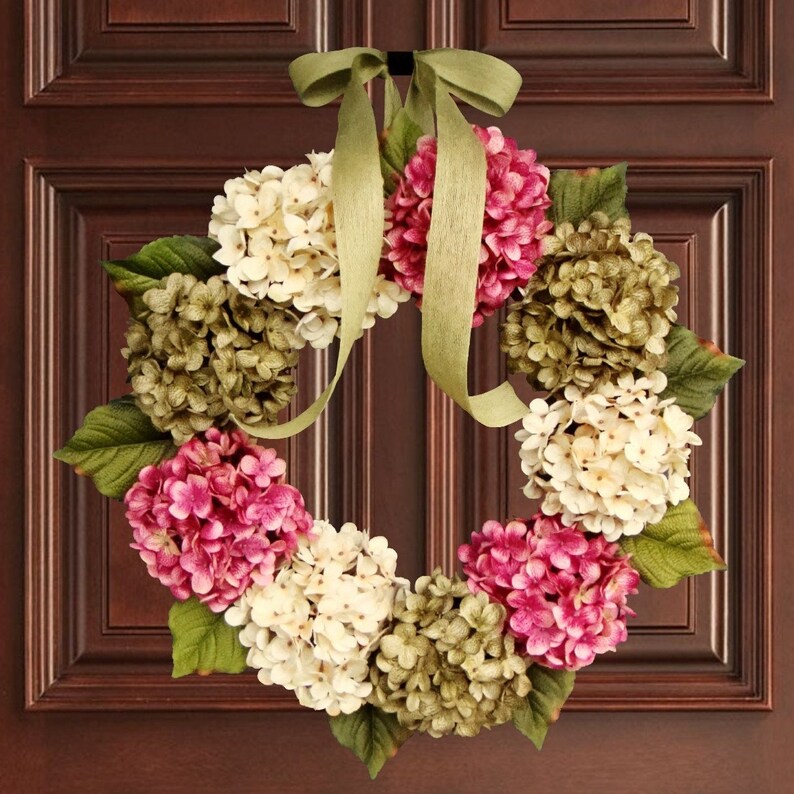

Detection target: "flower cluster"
[124, 273, 299, 443]
[208, 153, 410, 349]
[384, 126, 552, 327]
[369, 569, 531, 737]
[125, 428, 313, 613]
[501, 214, 680, 392]
[292, 273, 409, 350]
[459, 515, 639, 670]
[225, 521, 408, 716]
[517, 372, 701, 540]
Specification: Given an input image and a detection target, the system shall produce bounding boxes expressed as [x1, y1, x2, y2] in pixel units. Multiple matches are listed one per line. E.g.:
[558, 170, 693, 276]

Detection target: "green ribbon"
[240, 47, 528, 439]
[238, 48, 390, 439]
[407, 49, 529, 427]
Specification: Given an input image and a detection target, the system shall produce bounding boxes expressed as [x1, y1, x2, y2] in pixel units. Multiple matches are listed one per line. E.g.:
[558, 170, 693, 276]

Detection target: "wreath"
[54, 48, 743, 778]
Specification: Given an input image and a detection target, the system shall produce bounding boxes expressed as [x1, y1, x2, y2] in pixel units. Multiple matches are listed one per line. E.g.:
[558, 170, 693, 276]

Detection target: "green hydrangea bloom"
[124, 273, 299, 442]
[500, 213, 679, 392]
[369, 569, 531, 738]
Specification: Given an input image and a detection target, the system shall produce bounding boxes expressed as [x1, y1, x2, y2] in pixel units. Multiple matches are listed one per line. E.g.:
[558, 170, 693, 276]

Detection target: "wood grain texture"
[430, 0, 771, 102]
[106, 0, 292, 26]
[425, 386, 461, 573]
[24, 0, 368, 105]
[504, 0, 693, 26]
[6, 0, 792, 790]
[26, 0, 771, 105]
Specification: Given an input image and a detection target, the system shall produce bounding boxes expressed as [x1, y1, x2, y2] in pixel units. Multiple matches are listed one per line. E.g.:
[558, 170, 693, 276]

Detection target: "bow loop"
[411, 49, 521, 118]
[290, 48, 389, 107]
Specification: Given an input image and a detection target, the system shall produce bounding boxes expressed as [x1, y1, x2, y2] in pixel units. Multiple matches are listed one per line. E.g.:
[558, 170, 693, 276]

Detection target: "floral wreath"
[54, 48, 743, 778]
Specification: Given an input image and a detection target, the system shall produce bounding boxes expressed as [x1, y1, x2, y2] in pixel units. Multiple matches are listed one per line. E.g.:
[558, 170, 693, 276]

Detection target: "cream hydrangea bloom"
[516, 371, 701, 540]
[225, 520, 409, 716]
[293, 273, 409, 350]
[209, 152, 409, 349]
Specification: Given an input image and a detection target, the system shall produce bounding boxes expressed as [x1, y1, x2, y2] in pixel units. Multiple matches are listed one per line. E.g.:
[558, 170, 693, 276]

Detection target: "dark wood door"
[3, 1, 786, 791]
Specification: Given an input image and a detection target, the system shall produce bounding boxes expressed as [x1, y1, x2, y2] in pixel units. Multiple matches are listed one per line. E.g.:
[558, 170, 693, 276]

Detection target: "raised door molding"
[26, 0, 772, 105]
[429, 0, 772, 102]
[24, 0, 369, 105]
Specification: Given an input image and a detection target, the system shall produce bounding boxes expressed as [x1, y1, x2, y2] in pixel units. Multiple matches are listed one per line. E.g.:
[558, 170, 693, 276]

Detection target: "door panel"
[459, 0, 770, 101]
[25, 0, 363, 104]
[4, 1, 789, 791]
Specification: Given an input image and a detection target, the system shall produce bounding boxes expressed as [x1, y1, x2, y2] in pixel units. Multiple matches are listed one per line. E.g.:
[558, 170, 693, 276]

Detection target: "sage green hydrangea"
[368, 569, 531, 738]
[500, 213, 679, 392]
[124, 273, 299, 442]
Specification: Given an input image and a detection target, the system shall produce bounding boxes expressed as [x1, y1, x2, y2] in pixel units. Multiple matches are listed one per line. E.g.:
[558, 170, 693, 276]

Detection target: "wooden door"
[4, 1, 786, 791]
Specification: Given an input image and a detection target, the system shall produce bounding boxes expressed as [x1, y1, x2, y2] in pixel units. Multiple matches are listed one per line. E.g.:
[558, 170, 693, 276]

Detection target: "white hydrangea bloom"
[225, 520, 409, 716]
[516, 372, 702, 541]
[292, 273, 410, 350]
[208, 152, 410, 349]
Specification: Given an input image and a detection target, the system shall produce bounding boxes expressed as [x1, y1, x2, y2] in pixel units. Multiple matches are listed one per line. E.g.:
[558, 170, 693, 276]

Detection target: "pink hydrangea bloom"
[383, 125, 552, 327]
[458, 514, 639, 671]
[124, 428, 313, 612]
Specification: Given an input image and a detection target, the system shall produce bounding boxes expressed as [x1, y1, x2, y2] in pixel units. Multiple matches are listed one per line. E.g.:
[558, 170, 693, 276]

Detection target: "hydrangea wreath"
[54, 48, 743, 778]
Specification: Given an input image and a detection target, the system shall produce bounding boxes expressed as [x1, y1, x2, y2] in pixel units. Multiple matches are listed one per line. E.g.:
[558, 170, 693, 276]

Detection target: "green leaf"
[380, 108, 424, 195]
[169, 597, 248, 678]
[383, 74, 403, 131]
[101, 235, 222, 317]
[661, 324, 744, 420]
[53, 396, 176, 499]
[329, 704, 412, 779]
[513, 666, 576, 750]
[548, 163, 629, 227]
[618, 499, 726, 588]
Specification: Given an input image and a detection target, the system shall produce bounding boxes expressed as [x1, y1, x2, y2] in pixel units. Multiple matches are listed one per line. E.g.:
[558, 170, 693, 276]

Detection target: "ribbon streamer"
[407, 49, 530, 427]
[241, 47, 529, 438]
[238, 48, 389, 439]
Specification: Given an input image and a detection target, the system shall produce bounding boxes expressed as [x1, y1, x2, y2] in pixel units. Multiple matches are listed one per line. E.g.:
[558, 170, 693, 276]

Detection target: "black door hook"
[386, 51, 415, 76]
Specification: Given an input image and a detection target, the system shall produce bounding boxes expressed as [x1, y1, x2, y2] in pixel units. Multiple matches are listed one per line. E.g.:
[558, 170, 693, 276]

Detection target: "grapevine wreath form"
[54, 48, 743, 778]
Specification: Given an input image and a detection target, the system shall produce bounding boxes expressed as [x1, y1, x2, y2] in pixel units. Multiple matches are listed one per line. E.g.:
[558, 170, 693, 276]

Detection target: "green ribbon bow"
[240, 47, 528, 439]
[239, 48, 390, 439]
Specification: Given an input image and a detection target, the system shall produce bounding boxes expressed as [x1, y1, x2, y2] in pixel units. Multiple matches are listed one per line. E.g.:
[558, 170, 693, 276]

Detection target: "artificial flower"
[501, 213, 680, 392]
[208, 153, 410, 348]
[291, 273, 409, 350]
[124, 428, 313, 612]
[368, 569, 530, 737]
[516, 372, 701, 539]
[383, 125, 552, 327]
[124, 273, 299, 443]
[459, 514, 640, 670]
[225, 521, 408, 716]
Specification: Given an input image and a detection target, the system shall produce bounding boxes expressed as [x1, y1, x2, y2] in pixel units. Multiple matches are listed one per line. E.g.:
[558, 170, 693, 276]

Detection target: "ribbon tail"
[420, 86, 528, 428]
[238, 70, 384, 439]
